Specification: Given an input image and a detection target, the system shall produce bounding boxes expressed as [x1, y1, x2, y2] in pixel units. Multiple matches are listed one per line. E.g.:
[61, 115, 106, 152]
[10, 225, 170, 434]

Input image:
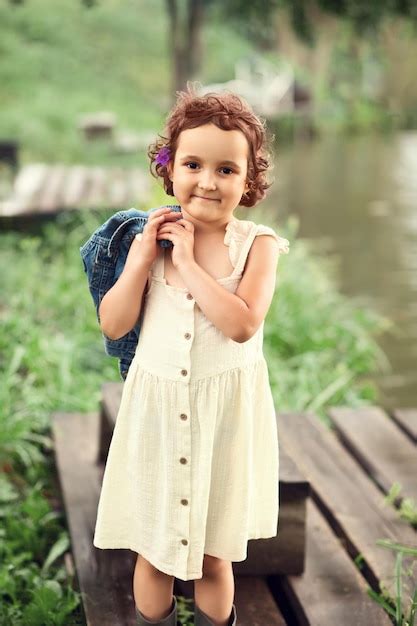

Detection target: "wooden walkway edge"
[0, 163, 151, 217]
[50, 396, 413, 625]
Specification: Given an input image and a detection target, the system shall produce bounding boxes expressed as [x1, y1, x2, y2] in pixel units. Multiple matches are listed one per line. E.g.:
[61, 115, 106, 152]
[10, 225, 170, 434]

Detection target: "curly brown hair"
[147, 83, 275, 208]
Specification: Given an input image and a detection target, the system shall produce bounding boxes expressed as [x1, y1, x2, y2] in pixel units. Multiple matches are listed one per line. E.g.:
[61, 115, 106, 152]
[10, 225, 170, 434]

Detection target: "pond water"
[266, 130, 417, 409]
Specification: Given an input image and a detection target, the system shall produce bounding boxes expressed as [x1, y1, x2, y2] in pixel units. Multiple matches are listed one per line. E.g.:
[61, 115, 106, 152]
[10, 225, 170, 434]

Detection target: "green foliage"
[263, 214, 392, 424]
[0, 472, 82, 625]
[385, 483, 417, 528]
[216, 0, 417, 47]
[0, 209, 119, 624]
[369, 538, 417, 625]
[0, 0, 171, 165]
[317, 0, 417, 35]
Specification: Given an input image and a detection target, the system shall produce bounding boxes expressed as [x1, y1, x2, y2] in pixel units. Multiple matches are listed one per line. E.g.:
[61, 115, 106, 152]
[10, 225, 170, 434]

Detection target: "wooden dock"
[51, 385, 417, 625]
[0, 163, 150, 218]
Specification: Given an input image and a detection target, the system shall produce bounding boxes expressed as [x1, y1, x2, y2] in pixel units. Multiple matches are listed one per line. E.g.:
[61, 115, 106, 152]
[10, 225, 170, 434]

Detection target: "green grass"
[0, 0, 170, 165]
[263, 216, 392, 425]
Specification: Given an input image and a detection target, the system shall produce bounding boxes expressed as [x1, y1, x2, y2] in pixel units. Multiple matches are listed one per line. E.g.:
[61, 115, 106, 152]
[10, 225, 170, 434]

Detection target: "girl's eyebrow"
[179, 154, 241, 170]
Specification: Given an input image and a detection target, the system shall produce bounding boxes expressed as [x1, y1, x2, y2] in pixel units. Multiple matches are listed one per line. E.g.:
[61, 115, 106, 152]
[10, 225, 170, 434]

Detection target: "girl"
[93, 85, 290, 626]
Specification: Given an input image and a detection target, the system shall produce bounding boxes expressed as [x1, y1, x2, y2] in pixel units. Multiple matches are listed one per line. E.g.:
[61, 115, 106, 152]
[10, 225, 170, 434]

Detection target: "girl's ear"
[167, 162, 173, 182]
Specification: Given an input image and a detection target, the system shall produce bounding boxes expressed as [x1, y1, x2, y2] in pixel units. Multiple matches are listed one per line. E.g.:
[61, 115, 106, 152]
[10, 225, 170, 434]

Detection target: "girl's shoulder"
[225, 217, 290, 258]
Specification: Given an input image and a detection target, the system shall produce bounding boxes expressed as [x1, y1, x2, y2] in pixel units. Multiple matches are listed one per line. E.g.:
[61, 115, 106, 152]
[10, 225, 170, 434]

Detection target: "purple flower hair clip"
[154, 146, 171, 166]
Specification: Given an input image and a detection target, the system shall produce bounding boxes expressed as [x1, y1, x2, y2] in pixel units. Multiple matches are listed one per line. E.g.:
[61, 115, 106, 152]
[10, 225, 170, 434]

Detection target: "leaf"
[41, 535, 70, 576]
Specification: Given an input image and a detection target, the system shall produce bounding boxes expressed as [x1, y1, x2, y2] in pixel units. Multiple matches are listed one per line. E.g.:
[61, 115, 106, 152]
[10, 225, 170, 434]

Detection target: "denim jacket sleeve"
[79, 205, 181, 380]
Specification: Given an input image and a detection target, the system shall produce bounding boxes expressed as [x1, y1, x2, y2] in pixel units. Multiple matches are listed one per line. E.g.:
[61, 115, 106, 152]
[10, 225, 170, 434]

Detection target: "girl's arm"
[178, 235, 280, 343]
[98, 239, 151, 340]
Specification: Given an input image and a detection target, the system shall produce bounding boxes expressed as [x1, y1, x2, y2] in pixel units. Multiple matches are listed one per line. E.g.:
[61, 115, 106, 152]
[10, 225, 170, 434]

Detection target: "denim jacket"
[80, 205, 182, 380]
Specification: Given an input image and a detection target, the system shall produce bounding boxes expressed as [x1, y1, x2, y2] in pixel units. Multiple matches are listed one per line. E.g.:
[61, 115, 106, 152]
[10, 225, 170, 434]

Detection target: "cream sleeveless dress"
[93, 216, 290, 581]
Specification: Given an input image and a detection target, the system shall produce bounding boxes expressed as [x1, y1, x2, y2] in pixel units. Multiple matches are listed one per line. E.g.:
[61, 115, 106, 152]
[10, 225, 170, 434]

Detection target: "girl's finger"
[175, 218, 192, 229]
[159, 220, 182, 229]
[143, 214, 168, 236]
[144, 219, 159, 234]
[152, 207, 170, 217]
[148, 208, 170, 222]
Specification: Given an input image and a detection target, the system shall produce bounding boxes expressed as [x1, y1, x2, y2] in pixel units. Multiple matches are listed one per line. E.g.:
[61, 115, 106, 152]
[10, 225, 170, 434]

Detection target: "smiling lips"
[193, 195, 220, 201]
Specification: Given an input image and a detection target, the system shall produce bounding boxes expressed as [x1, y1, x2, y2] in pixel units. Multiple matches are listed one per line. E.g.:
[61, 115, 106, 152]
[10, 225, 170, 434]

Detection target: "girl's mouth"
[192, 195, 220, 201]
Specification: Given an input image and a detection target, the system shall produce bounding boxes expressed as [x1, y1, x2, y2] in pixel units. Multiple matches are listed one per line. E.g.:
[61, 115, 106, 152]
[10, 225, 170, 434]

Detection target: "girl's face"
[167, 122, 250, 226]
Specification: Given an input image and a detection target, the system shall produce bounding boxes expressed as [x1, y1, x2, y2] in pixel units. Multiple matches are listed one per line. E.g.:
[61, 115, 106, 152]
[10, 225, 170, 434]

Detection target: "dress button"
[181, 539, 188, 546]
[180, 413, 188, 420]
[186, 293, 193, 300]
[181, 369, 188, 376]
[180, 457, 187, 464]
[184, 333, 191, 339]
[181, 499, 188, 506]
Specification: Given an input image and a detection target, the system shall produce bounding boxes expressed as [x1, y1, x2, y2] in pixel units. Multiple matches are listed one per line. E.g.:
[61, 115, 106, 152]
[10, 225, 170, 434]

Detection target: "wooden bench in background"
[52, 383, 416, 625]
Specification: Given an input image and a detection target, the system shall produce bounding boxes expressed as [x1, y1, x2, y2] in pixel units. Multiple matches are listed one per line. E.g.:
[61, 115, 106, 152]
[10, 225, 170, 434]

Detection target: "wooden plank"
[51, 411, 137, 625]
[390, 407, 417, 443]
[76, 166, 97, 211]
[61, 165, 90, 208]
[281, 498, 392, 626]
[98, 381, 123, 462]
[36, 164, 67, 213]
[127, 167, 150, 207]
[0, 163, 49, 216]
[0, 163, 151, 217]
[83, 166, 109, 208]
[107, 167, 131, 208]
[328, 405, 417, 504]
[278, 410, 417, 616]
[233, 577, 287, 626]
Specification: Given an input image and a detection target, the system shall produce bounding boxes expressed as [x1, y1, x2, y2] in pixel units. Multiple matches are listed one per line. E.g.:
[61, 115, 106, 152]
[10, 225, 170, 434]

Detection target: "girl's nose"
[197, 172, 216, 190]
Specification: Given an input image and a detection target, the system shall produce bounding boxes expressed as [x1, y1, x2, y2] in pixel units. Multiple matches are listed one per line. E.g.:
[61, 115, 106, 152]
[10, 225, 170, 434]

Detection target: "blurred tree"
[167, 0, 206, 97]
[10, 0, 416, 94]
[164, 0, 417, 96]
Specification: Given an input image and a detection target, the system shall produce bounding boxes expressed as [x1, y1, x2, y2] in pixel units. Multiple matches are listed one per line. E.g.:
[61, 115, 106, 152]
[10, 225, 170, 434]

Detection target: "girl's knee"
[202, 554, 231, 577]
[136, 554, 174, 579]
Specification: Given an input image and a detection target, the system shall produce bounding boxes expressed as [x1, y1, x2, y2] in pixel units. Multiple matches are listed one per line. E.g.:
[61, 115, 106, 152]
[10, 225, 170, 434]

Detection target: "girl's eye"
[184, 162, 234, 175]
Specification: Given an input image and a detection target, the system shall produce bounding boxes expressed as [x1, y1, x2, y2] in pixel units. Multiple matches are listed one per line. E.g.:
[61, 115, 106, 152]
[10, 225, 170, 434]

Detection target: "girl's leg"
[194, 555, 235, 626]
[133, 554, 175, 621]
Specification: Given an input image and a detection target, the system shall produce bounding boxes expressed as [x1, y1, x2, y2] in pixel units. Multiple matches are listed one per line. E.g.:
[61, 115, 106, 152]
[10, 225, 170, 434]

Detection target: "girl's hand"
[135, 207, 183, 267]
[156, 218, 195, 269]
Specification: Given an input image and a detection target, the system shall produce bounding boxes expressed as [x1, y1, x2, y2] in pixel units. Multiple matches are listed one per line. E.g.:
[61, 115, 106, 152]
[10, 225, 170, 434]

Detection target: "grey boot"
[135, 595, 177, 625]
[194, 602, 237, 626]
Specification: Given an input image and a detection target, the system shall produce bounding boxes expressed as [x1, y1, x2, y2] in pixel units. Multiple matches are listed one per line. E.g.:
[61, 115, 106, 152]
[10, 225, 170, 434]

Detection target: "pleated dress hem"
[93, 526, 279, 581]
[93, 537, 203, 580]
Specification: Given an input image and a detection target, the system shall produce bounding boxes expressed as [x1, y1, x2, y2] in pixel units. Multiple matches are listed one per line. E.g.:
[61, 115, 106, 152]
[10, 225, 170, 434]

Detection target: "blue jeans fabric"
[79, 205, 182, 379]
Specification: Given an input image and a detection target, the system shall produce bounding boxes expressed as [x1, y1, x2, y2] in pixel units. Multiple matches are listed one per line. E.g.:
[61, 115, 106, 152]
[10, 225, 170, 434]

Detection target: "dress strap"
[152, 248, 165, 278]
[232, 221, 290, 276]
[233, 223, 259, 276]
[255, 224, 290, 254]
